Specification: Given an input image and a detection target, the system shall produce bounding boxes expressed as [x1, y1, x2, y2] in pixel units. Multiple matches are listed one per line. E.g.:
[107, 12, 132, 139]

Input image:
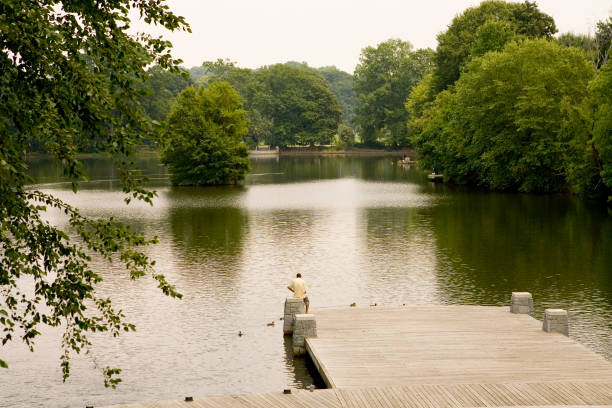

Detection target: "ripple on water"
[4, 156, 610, 408]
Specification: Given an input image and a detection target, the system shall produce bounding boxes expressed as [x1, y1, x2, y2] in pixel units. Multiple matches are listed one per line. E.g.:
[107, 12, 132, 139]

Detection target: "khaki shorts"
[303, 296, 309, 306]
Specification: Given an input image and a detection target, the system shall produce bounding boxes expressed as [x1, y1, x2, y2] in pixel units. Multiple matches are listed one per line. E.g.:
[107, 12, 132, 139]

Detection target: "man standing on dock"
[288, 273, 309, 313]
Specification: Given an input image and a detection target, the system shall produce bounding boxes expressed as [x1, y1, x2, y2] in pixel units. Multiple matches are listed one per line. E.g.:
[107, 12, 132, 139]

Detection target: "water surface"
[2, 155, 610, 408]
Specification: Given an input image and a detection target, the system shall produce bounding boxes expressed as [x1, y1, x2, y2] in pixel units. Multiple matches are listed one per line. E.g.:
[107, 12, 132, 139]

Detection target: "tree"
[590, 63, 612, 201]
[556, 18, 612, 70]
[566, 62, 612, 201]
[556, 32, 598, 63]
[160, 82, 251, 185]
[353, 39, 433, 147]
[201, 60, 273, 148]
[413, 39, 594, 192]
[338, 124, 356, 147]
[283, 62, 357, 128]
[317, 66, 357, 125]
[1, 0, 188, 385]
[432, 1, 556, 92]
[406, 73, 446, 169]
[139, 65, 193, 122]
[594, 17, 612, 68]
[254, 64, 342, 147]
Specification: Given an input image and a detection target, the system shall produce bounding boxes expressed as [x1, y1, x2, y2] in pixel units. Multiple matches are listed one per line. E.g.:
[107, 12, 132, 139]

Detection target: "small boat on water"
[398, 155, 416, 165]
[398, 159, 417, 165]
[427, 173, 444, 182]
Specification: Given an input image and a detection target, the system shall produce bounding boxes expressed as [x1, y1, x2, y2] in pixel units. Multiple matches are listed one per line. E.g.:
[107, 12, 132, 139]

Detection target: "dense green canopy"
[255, 64, 342, 147]
[139, 66, 193, 122]
[353, 39, 433, 147]
[432, 0, 556, 91]
[196, 61, 343, 148]
[411, 39, 597, 193]
[160, 82, 250, 185]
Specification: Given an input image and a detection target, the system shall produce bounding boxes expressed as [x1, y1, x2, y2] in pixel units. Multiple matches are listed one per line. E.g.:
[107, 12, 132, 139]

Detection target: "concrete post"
[292, 314, 317, 356]
[543, 309, 569, 336]
[283, 297, 305, 335]
[510, 292, 534, 315]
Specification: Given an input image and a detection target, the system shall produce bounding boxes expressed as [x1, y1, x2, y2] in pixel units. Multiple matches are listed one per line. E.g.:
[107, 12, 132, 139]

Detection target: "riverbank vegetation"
[17, 1, 611, 200]
[106, 1, 612, 202]
[406, 1, 612, 202]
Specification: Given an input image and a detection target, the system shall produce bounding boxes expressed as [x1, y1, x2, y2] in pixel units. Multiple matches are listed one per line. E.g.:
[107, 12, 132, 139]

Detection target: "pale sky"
[132, 0, 612, 74]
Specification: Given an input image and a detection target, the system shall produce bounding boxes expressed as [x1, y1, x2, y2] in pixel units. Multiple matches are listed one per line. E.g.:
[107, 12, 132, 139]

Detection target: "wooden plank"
[306, 306, 612, 389]
[102, 382, 612, 408]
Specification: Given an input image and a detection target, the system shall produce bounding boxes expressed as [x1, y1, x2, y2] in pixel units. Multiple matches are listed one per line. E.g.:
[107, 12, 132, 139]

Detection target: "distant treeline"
[33, 0, 611, 201]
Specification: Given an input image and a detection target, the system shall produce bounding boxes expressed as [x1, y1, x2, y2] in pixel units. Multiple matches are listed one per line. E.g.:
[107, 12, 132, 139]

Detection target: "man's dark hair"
[296, 273, 302, 278]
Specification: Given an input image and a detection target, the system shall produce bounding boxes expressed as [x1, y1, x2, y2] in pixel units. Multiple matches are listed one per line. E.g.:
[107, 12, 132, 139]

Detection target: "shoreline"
[27, 147, 416, 160]
[251, 148, 417, 157]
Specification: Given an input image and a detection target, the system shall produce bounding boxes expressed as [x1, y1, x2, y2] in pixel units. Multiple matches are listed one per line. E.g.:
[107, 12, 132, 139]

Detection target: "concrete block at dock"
[293, 314, 317, 355]
[510, 292, 534, 315]
[543, 308, 569, 335]
[283, 297, 306, 335]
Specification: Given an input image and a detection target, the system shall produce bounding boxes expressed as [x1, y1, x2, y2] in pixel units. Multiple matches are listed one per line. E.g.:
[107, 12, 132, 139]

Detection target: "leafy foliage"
[160, 82, 251, 185]
[197, 60, 343, 148]
[556, 18, 612, 70]
[590, 63, 612, 200]
[566, 62, 612, 201]
[353, 39, 433, 147]
[432, 1, 556, 91]
[254, 64, 342, 147]
[412, 39, 595, 192]
[338, 124, 356, 147]
[594, 17, 612, 68]
[200, 59, 273, 148]
[0, 0, 187, 383]
[138, 65, 193, 122]
[316, 66, 357, 125]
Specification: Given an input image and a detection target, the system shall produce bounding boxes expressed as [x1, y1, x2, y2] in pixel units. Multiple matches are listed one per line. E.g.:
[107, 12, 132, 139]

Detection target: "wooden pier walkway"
[306, 306, 612, 388]
[108, 382, 612, 407]
[105, 306, 612, 408]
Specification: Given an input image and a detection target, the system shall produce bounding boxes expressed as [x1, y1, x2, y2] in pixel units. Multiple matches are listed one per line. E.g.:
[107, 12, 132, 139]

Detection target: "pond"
[2, 154, 611, 408]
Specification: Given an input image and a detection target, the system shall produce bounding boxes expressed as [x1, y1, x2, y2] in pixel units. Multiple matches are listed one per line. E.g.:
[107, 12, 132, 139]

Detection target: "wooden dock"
[107, 382, 612, 407]
[104, 305, 612, 408]
[306, 306, 612, 388]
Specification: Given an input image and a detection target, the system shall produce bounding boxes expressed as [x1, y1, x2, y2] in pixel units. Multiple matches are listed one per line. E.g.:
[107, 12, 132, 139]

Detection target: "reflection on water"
[166, 187, 249, 260]
[1, 155, 610, 408]
[430, 192, 612, 357]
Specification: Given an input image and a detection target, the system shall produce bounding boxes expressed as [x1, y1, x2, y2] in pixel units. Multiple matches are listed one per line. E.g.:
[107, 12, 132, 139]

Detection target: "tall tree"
[160, 82, 251, 185]
[589, 63, 612, 201]
[433, 1, 556, 92]
[594, 17, 612, 68]
[255, 64, 342, 147]
[0, 0, 188, 384]
[284, 62, 357, 127]
[353, 39, 433, 147]
[317, 66, 357, 125]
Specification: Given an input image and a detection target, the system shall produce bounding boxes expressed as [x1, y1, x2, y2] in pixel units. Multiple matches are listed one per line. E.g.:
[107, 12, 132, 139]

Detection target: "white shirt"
[289, 277, 306, 299]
